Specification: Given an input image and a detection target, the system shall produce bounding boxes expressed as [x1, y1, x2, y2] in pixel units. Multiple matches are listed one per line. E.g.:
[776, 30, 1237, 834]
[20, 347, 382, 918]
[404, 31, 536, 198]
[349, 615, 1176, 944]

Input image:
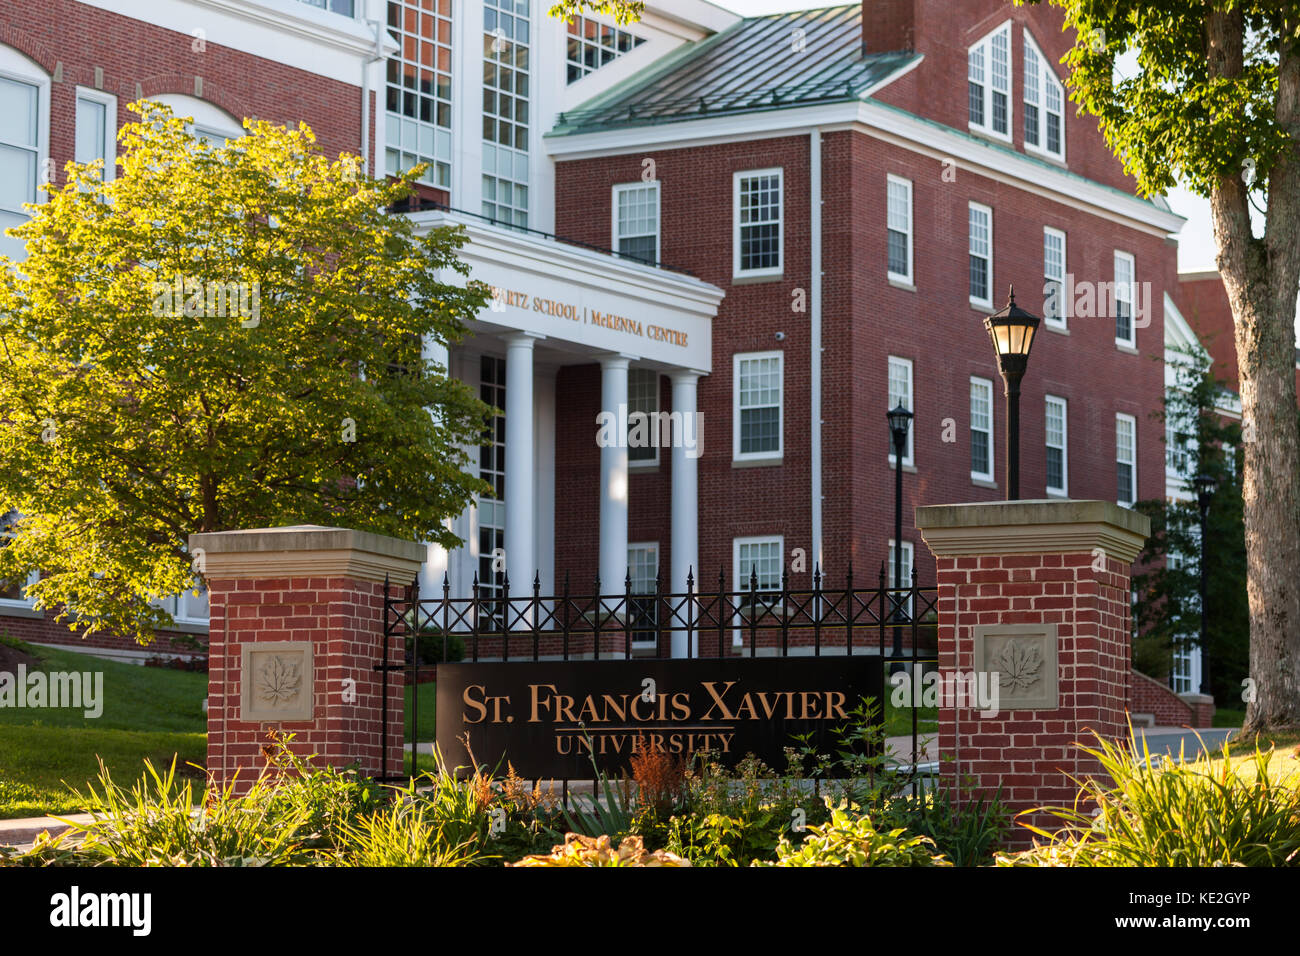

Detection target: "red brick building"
[2, 0, 1189, 666]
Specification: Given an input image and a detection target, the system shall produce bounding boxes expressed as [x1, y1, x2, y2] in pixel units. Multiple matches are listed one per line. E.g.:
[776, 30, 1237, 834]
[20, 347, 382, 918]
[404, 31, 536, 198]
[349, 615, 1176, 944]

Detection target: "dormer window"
[1024, 33, 1065, 160]
[968, 22, 1011, 140]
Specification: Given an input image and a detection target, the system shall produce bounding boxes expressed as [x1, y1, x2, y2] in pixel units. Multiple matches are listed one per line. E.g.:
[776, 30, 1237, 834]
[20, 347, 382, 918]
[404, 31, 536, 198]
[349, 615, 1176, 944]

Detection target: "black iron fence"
[376, 563, 938, 785]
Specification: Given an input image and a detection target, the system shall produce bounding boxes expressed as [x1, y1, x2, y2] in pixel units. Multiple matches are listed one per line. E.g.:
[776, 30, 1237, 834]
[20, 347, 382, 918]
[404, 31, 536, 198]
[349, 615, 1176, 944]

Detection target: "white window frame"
[1043, 226, 1067, 329]
[158, 586, 209, 626]
[968, 201, 993, 309]
[888, 355, 914, 467]
[627, 366, 660, 467]
[733, 351, 783, 463]
[150, 93, 244, 145]
[74, 86, 117, 182]
[1116, 412, 1137, 507]
[611, 181, 660, 265]
[886, 174, 913, 284]
[968, 21, 1013, 142]
[1114, 250, 1136, 348]
[887, 539, 915, 617]
[0, 47, 52, 262]
[1045, 394, 1069, 496]
[627, 541, 659, 648]
[732, 167, 783, 279]
[970, 375, 994, 482]
[732, 534, 784, 646]
[1023, 32, 1066, 161]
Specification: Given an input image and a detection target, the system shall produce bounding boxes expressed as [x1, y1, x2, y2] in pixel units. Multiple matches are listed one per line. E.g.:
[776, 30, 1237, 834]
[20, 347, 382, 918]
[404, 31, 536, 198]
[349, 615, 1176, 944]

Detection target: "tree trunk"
[1208, 8, 1300, 735]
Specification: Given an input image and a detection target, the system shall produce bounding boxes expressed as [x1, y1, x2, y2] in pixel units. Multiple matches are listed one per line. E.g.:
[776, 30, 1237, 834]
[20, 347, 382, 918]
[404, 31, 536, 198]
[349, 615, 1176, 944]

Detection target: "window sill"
[888, 276, 916, 292]
[162, 620, 210, 636]
[1115, 342, 1140, 355]
[1025, 146, 1068, 168]
[1046, 489, 1069, 500]
[967, 125, 1013, 147]
[970, 477, 997, 490]
[1043, 322, 1069, 336]
[733, 456, 782, 469]
[0, 604, 43, 620]
[888, 459, 918, 474]
[628, 461, 660, 474]
[970, 298, 993, 313]
[732, 272, 784, 285]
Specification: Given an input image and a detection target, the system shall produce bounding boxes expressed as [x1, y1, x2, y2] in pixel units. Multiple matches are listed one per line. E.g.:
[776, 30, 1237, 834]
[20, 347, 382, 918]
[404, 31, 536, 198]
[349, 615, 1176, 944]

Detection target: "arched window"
[1023, 32, 1065, 161]
[0, 45, 50, 262]
[149, 94, 244, 145]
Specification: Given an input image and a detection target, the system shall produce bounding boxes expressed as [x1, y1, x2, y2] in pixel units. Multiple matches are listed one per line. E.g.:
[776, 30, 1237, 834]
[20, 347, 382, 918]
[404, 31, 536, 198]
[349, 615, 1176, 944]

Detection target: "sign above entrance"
[489, 284, 691, 349]
[412, 210, 720, 372]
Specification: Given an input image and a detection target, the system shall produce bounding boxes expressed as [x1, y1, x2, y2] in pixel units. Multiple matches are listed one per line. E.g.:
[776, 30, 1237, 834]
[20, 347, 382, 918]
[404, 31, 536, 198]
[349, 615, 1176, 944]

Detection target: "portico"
[410, 209, 722, 630]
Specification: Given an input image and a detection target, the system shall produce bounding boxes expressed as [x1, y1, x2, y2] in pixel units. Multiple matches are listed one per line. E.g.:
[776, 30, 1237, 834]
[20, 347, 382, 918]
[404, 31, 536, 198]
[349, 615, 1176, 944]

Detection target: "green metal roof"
[551, 4, 918, 135]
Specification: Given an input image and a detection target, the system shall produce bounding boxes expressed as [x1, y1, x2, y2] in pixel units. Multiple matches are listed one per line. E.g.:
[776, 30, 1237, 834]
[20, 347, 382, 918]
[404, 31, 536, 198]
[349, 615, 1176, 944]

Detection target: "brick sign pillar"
[915, 500, 1150, 839]
[190, 525, 425, 791]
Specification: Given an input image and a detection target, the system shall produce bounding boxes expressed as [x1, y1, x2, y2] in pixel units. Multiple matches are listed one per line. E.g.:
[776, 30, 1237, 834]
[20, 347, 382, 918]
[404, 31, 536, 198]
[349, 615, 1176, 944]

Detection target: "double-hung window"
[888, 356, 914, 466]
[1116, 413, 1137, 507]
[628, 367, 659, 465]
[734, 352, 782, 462]
[733, 168, 782, 278]
[733, 535, 783, 643]
[886, 175, 913, 284]
[75, 88, 116, 181]
[968, 202, 992, 307]
[1115, 251, 1136, 347]
[1043, 227, 1066, 328]
[627, 543, 659, 648]
[1045, 395, 1068, 495]
[0, 64, 48, 263]
[970, 376, 993, 482]
[969, 22, 1012, 139]
[888, 539, 914, 618]
[613, 182, 659, 265]
[1023, 33, 1065, 160]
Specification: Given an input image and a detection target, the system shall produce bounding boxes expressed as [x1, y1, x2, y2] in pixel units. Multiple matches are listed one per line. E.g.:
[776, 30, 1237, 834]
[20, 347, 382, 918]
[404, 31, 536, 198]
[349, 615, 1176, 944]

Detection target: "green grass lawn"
[404, 680, 436, 742]
[0, 642, 207, 818]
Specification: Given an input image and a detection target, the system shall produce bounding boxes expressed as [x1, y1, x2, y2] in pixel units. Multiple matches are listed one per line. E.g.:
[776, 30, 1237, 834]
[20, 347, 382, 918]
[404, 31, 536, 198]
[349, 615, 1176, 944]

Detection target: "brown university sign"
[435, 657, 882, 779]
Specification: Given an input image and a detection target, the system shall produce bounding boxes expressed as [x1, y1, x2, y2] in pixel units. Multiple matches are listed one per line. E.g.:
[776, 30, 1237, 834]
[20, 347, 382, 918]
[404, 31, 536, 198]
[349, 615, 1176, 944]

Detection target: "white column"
[599, 355, 630, 598]
[419, 335, 452, 599]
[670, 371, 700, 658]
[505, 335, 537, 602]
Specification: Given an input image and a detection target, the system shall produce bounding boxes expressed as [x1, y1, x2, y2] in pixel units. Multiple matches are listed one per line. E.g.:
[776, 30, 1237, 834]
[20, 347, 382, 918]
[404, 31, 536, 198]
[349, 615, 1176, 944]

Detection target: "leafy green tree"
[547, 0, 644, 25]
[1026, 0, 1300, 732]
[0, 102, 491, 643]
[1133, 348, 1248, 706]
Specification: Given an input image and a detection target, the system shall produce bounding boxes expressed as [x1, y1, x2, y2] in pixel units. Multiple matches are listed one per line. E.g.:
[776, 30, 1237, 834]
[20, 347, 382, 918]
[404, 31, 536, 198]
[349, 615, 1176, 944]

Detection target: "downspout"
[810, 130, 823, 576]
[362, 17, 386, 176]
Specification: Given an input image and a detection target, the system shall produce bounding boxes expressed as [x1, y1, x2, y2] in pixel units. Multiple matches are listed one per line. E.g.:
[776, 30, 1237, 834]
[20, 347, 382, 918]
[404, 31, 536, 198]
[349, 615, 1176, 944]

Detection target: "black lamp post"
[887, 403, 914, 661]
[1193, 472, 1216, 698]
[983, 287, 1041, 500]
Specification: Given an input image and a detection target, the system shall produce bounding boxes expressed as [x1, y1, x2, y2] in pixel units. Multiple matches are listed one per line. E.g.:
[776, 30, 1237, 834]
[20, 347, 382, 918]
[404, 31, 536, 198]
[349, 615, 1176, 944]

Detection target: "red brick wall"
[0, 609, 203, 658]
[1129, 667, 1195, 726]
[206, 575, 404, 790]
[555, 127, 1172, 592]
[870, 0, 1136, 195]
[935, 549, 1132, 838]
[4, 0, 367, 186]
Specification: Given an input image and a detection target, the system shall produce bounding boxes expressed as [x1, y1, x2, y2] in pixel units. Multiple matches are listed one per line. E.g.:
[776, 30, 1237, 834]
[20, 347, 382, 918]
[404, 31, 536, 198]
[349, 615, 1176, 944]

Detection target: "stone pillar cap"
[189, 525, 426, 583]
[915, 499, 1150, 563]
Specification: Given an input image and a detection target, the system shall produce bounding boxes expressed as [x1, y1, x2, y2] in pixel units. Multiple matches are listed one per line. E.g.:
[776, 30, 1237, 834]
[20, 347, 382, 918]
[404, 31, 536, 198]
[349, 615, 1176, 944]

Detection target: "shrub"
[510, 833, 690, 867]
[405, 629, 465, 665]
[665, 809, 789, 867]
[333, 789, 481, 867]
[884, 784, 1010, 866]
[999, 731, 1300, 867]
[756, 802, 951, 867]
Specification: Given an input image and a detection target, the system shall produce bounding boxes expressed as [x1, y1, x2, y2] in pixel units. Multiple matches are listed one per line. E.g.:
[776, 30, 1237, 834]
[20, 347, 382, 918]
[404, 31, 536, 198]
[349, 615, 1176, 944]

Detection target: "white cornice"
[546, 95, 1184, 238]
